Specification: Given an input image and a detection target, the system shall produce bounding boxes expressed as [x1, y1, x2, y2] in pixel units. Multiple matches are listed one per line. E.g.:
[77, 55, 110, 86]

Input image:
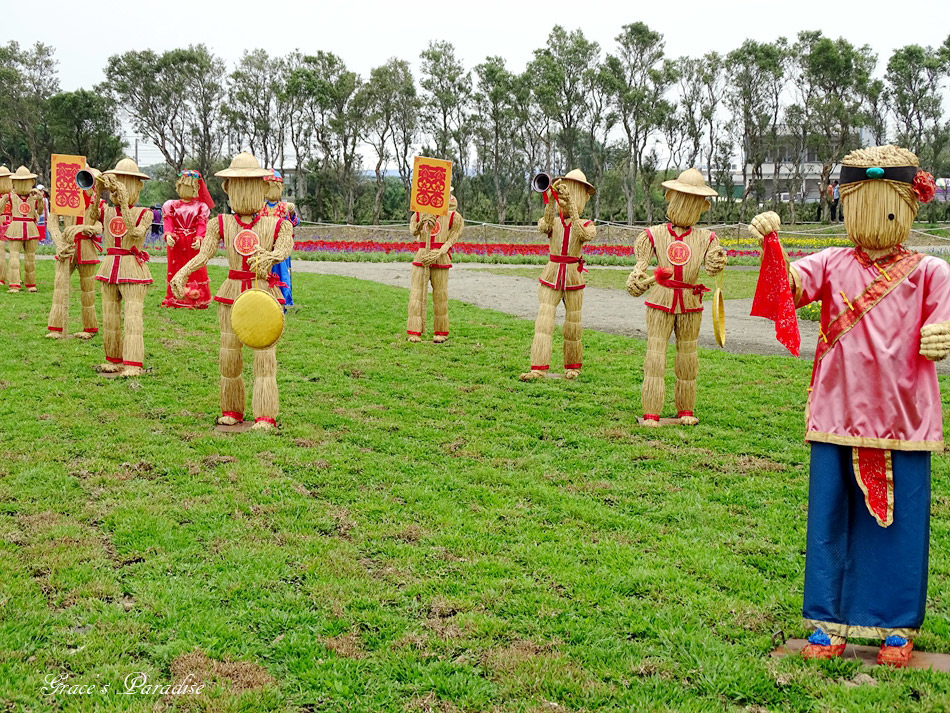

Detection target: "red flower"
[912, 170, 937, 204]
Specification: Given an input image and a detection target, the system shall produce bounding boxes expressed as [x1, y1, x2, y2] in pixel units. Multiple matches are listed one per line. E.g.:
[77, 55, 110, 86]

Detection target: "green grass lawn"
[3, 260, 950, 712]
[477, 267, 762, 301]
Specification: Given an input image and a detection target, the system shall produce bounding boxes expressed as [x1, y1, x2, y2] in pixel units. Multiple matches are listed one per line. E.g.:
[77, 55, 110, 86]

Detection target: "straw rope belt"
[106, 246, 150, 265]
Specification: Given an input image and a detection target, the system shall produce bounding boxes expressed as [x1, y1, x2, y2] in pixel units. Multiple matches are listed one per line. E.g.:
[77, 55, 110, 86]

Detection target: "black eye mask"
[839, 165, 918, 186]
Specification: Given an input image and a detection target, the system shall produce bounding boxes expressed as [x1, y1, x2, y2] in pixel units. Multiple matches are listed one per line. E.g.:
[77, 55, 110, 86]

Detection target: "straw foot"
[8, 287, 19, 293]
[72, 331, 95, 340]
[46, 331, 64, 339]
[251, 420, 276, 431]
[95, 362, 123, 373]
[433, 335, 448, 344]
[679, 415, 699, 426]
[564, 369, 580, 380]
[27, 287, 37, 293]
[119, 366, 144, 378]
[520, 370, 547, 381]
[407, 335, 421, 343]
[216, 414, 242, 426]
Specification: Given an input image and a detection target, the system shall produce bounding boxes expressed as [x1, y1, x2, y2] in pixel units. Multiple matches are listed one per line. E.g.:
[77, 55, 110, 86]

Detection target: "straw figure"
[161, 170, 213, 309]
[46, 174, 106, 338]
[625, 168, 726, 425]
[0, 165, 46, 292]
[259, 170, 298, 307]
[520, 170, 596, 379]
[171, 152, 293, 430]
[0, 166, 12, 286]
[407, 192, 464, 343]
[93, 158, 153, 377]
[749, 146, 946, 668]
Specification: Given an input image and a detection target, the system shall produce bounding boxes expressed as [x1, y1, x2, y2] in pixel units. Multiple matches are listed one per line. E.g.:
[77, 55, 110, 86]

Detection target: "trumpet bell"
[531, 173, 551, 193]
[76, 169, 96, 190]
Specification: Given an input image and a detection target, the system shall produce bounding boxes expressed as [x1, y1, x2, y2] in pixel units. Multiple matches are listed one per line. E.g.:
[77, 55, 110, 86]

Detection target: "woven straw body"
[95, 204, 154, 285]
[0, 170, 11, 285]
[46, 212, 101, 336]
[406, 208, 464, 340]
[1, 182, 42, 289]
[524, 178, 595, 376]
[638, 224, 720, 313]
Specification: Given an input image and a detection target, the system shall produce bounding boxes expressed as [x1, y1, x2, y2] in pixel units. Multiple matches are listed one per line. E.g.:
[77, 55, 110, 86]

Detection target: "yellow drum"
[231, 288, 284, 349]
[712, 273, 725, 347]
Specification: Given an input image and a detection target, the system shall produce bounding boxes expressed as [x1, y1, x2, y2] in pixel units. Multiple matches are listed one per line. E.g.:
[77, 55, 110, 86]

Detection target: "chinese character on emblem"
[109, 216, 128, 238]
[667, 241, 692, 266]
[234, 229, 260, 256]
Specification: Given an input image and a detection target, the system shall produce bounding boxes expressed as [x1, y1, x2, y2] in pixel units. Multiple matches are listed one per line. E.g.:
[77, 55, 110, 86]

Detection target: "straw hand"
[705, 245, 727, 274]
[249, 248, 277, 278]
[170, 271, 187, 299]
[420, 250, 441, 266]
[748, 211, 781, 246]
[920, 323, 950, 361]
[164, 233, 175, 248]
[625, 267, 651, 297]
[191, 238, 201, 250]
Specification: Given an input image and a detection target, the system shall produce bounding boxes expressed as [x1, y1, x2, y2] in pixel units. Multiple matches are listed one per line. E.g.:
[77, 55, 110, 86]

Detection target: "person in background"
[36, 185, 49, 243]
[831, 180, 840, 223]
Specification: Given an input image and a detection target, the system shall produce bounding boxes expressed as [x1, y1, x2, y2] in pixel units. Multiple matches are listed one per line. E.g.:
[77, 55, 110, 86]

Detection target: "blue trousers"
[274, 257, 293, 306]
[803, 442, 931, 638]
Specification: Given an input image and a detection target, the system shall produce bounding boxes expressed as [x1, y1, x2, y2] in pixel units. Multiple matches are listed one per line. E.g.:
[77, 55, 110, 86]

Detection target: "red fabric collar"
[853, 245, 909, 271]
[234, 213, 261, 229]
[667, 223, 692, 240]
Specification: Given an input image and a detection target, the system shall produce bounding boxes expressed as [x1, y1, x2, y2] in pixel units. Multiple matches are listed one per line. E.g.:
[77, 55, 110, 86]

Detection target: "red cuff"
[643, 414, 660, 421]
[406, 330, 422, 336]
[255, 417, 277, 426]
[677, 410, 694, 418]
[222, 411, 244, 421]
[122, 360, 143, 367]
[434, 331, 449, 336]
[564, 363, 582, 369]
[84, 328, 99, 333]
[47, 326, 63, 332]
[530, 365, 550, 371]
[106, 356, 123, 364]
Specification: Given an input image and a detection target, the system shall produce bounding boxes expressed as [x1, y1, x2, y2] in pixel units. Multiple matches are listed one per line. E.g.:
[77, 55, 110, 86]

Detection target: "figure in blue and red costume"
[260, 170, 298, 307]
[749, 145, 947, 668]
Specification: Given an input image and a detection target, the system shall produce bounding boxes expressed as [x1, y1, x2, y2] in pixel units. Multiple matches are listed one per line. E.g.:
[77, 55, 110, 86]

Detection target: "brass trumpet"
[531, 173, 551, 193]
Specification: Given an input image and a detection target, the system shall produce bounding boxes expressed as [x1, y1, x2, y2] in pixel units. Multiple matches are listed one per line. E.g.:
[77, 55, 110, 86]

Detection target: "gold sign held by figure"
[410, 156, 452, 217]
[50, 153, 87, 217]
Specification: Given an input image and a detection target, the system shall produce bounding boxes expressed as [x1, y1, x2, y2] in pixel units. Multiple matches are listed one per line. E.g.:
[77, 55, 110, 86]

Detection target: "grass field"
[2, 261, 950, 712]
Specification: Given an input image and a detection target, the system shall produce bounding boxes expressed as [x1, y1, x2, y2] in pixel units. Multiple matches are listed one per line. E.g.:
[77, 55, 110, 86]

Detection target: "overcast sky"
[6, 0, 949, 166]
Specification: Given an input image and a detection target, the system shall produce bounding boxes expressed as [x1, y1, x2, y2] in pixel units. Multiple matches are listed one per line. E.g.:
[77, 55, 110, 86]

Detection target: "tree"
[358, 58, 414, 224]
[886, 44, 947, 174]
[47, 88, 124, 170]
[223, 49, 289, 170]
[606, 22, 674, 223]
[419, 41, 472, 204]
[529, 26, 599, 170]
[473, 56, 524, 223]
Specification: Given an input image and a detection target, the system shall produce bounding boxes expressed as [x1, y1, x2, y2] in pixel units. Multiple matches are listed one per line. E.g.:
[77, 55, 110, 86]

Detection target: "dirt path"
[288, 260, 821, 360]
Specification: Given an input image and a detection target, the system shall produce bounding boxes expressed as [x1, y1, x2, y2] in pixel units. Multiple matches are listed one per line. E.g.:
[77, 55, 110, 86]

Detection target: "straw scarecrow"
[749, 146, 946, 667]
[0, 165, 46, 292]
[520, 170, 596, 379]
[171, 152, 293, 430]
[161, 170, 213, 309]
[259, 170, 298, 307]
[0, 166, 11, 285]
[625, 168, 726, 425]
[93, 158, 153, 377]
[46, 172, 105, 338]
[407, 192, 464, 343]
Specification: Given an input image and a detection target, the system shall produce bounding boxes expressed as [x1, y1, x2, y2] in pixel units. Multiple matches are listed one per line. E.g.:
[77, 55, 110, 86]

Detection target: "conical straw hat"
[216, 152, 272, 178]
[0, 165, 11, 178]
[12, 165, 37, 180]
[105, 158, 150, 180]
[554, 168, 596, 196]
[661, 168, 718, 197]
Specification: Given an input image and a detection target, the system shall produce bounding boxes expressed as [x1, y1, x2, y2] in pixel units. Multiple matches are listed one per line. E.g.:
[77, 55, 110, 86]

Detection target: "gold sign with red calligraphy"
[234, 229, 260, 257]
[410, 156, 452, 217]
[51, 153, 86, 217]
[667, 241, 692, 267]
[109, 216, 128, 238]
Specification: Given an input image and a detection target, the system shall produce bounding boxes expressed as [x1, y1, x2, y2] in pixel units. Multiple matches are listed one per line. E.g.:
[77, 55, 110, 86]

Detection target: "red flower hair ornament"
[912, 170, 937, 204]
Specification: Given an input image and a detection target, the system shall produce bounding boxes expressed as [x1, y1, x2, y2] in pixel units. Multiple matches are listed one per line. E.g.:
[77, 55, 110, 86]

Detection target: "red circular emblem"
[109, 216, 127, 237]
[667, 241, 692, 266]
[234, 229, 260, 256]
[17, 202, 30, 216]
[429, 221, 442, 238]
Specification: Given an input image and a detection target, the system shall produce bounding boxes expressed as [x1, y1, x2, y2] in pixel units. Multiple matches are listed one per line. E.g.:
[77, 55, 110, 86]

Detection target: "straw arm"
[440, 213, 465, 252]
[170, 216, 219, 298]
[626, 231, 656, 297]
[47, 215, 68, 252]
[251, 220, 294, 278]
[703, 234, 727, 276]
[537, 199, 556, 236]
[0, 192, 8, 213]
[285, 201, 299, 227]
[410, 212, 435, 237]
[575, 213, 596, 244]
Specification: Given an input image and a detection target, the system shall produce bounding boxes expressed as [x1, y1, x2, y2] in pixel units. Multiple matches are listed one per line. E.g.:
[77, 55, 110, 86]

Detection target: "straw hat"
[216, 152, 272, 179]
[104, 158, 150, 180]
[0, 166, 11, 178]
[555, 169, 596, 196]
[12, 165, 37, 180]
[661, 168, 718, 197]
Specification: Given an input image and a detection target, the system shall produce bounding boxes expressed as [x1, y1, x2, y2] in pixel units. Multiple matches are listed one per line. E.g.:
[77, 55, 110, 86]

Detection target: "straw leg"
[217, 303, 245, 424]
[431, 268, 449, 343]
[118, 283, 147, 376]
[674, 312, 703, 425]
[98, 283, 123, 372]
[6, 241, 21, 289]
[0, 240, 7, 284]
[75, 263, 99, 338]
[406, 264, 427, 341]
[521, 285, 561, 380]
[563, 288, 584, 378]
[23, 240, 37, 290]
[46, 258, 73, 337]
[642, 308, 675, 422]
[251, 346, 278, 430]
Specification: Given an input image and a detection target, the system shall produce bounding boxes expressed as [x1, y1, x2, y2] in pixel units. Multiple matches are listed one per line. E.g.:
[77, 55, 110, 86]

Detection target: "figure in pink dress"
[161, 170, 214, 309]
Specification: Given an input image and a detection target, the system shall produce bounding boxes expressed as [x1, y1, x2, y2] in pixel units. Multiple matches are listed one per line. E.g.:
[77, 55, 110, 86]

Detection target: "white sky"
[5, 0, 950, 167]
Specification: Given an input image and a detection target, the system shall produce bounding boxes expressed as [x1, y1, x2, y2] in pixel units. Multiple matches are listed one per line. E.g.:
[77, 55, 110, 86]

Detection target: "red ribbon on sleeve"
[751, 231, 800, 356]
